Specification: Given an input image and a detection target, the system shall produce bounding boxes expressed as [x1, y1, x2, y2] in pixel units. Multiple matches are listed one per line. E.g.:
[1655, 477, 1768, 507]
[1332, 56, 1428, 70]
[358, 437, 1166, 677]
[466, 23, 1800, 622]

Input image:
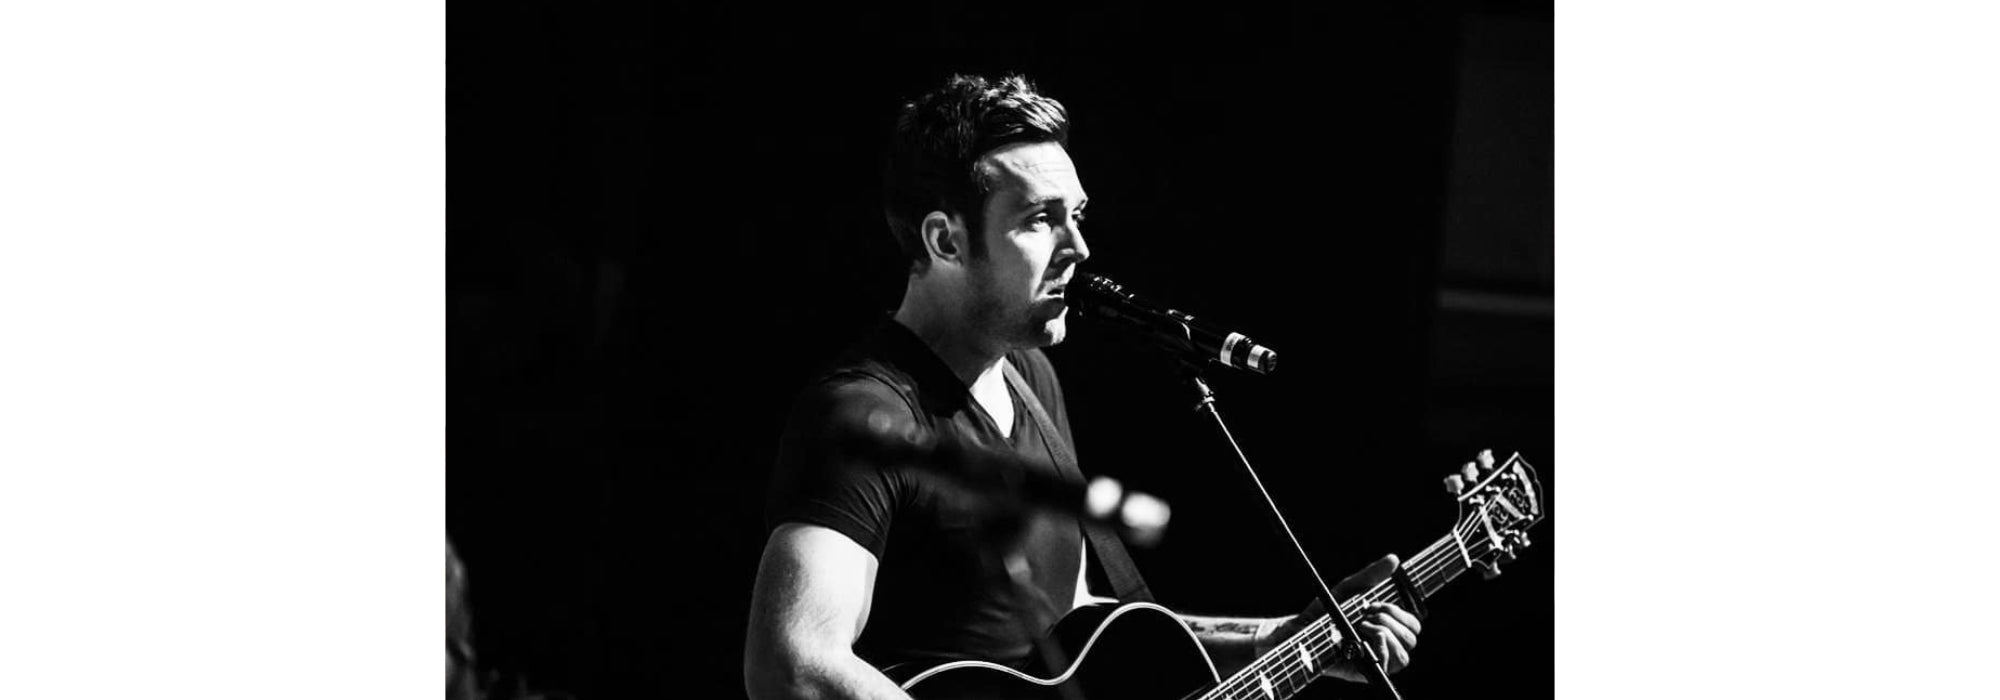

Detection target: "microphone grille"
[1072, 272, 1124, 302]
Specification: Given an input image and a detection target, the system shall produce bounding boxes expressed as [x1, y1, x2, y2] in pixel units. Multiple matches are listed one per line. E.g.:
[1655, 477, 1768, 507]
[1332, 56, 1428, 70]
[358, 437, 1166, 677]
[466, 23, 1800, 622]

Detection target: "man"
[744, 74, 1422, 699]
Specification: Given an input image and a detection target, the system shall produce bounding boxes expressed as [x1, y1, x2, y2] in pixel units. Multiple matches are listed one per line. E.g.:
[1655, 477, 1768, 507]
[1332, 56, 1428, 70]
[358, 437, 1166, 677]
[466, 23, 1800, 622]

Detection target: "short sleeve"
[765, 373, 919, 557]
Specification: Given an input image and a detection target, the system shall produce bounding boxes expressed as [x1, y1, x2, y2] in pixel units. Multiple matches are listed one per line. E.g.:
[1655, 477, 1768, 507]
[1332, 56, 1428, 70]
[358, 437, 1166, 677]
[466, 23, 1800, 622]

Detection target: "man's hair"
[882, 74, 1070, 273]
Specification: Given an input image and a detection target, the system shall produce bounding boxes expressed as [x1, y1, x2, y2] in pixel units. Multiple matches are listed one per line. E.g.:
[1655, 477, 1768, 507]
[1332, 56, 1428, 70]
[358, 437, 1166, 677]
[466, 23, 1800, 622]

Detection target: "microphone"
[1067, 273, 1278, 375]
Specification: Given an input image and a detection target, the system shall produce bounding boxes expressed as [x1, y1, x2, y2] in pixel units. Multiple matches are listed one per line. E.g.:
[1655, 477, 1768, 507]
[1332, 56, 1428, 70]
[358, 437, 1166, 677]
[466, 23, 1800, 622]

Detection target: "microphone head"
[1068, 272, 1150, 325]
[1075, 272, 1118, 291]
[1067, 272, 1124, 312]
[1070, 271, 1278, 375]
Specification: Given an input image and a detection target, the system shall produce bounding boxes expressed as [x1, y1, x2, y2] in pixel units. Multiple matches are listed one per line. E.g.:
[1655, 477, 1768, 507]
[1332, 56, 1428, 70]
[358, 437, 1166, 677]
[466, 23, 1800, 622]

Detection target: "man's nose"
[1060, 225, 1091, 266]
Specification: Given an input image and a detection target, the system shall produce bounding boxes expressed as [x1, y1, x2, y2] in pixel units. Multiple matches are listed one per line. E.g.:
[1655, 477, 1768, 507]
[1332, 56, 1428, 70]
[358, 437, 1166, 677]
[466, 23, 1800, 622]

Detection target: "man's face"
[962, 141, 1091, 350]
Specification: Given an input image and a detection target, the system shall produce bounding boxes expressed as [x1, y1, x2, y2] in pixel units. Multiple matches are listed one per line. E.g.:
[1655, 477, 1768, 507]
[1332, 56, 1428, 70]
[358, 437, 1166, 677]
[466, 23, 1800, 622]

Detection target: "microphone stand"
[1182, 364, 1404, 700]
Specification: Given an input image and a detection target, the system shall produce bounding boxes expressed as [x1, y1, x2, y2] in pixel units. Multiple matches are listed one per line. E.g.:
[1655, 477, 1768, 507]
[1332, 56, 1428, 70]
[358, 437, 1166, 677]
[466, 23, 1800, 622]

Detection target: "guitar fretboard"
[1196, 518, 1500, 700]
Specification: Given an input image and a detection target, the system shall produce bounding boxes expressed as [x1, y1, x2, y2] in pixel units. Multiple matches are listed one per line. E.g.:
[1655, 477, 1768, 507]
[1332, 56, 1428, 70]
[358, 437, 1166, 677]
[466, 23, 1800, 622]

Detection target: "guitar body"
[880, 453, 1548, 700]
[885, 602, 1222, 699]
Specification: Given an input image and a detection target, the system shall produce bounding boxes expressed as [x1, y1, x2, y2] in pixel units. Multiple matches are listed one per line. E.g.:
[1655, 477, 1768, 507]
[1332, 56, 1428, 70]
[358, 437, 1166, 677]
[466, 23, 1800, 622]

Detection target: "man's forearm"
[1178, 614, 1293, 678]
[745, 647, 912, 700]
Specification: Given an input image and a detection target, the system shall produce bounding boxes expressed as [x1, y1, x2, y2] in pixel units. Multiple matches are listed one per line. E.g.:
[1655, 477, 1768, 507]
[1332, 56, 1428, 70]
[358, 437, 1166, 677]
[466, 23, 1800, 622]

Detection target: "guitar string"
[1201, 526, 1470, 699]
[1203, 517, 1507, 700]
[1210, 544, 1475, 700]
[1209, 482, 1540, 698]
[1204, 581, 1421, 700]
[1203, 476, 1542, 699]
[1202, 523, 1493, 700]
[1206, 542, 1493, 700]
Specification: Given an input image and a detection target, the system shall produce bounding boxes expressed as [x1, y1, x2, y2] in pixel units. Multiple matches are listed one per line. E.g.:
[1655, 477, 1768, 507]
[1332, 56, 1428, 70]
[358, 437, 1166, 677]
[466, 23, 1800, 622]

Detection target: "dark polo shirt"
[767, 319, 1084, 668]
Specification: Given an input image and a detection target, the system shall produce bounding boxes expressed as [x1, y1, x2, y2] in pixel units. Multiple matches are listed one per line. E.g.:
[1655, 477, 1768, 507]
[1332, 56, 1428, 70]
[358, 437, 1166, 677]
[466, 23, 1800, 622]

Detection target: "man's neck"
[892, 291, 1006, 390]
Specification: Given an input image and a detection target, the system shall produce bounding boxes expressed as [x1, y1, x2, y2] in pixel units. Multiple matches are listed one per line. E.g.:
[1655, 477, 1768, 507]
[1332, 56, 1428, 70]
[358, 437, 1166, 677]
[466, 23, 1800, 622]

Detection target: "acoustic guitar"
[883, 453, 1546, 699]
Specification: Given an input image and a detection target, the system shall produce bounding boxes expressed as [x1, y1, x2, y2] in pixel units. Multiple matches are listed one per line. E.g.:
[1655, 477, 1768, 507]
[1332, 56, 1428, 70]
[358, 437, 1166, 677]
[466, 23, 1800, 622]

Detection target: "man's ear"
[919, 211, 969, 267]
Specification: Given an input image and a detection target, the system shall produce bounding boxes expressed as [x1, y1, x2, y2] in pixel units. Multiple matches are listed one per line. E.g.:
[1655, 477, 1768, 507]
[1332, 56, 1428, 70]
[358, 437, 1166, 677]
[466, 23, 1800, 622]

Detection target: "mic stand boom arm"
[1182, 365, 1404, 700]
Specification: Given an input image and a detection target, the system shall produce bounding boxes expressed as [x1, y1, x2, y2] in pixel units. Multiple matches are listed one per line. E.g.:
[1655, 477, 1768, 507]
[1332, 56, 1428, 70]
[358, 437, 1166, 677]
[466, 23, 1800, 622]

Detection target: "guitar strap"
[1003, 360, 1155, 604]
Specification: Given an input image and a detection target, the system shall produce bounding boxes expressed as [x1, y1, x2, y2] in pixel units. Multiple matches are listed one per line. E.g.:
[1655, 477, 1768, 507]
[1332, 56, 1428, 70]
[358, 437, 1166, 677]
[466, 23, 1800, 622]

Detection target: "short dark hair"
[882, 74, 1070, 273]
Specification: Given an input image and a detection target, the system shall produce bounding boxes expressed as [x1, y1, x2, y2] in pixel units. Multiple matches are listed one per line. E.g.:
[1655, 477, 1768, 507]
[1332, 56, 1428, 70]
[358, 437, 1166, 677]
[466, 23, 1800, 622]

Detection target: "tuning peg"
[1461, 462, 1480, 484]
[1477, 561, 1502, 580]
[1477, 449, 1495, 471]
[1443, 474, 1465, 495]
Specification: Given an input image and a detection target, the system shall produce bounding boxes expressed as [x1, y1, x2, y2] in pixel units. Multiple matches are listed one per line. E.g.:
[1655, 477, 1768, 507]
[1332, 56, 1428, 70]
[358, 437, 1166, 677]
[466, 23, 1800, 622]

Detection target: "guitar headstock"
[1443, 452, 1544, 578]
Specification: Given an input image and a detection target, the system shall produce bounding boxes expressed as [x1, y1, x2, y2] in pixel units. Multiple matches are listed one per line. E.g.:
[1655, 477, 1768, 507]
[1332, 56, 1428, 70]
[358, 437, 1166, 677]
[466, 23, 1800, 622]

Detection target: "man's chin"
[1035, 315, 1070, 347]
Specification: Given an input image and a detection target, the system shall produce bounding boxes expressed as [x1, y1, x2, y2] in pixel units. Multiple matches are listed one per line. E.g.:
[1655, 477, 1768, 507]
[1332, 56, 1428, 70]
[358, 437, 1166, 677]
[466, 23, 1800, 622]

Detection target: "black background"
[449, 3, 1551, 697]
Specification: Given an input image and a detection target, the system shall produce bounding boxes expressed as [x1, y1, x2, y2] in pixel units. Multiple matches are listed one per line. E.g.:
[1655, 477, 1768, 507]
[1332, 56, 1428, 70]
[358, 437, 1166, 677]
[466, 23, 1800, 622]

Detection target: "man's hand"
[1260, 554, 1423, 682]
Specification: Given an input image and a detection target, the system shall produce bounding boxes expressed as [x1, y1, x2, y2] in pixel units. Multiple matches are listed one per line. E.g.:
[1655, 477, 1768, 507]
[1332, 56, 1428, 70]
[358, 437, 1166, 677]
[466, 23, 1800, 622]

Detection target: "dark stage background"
[449, 3, 1551, 698]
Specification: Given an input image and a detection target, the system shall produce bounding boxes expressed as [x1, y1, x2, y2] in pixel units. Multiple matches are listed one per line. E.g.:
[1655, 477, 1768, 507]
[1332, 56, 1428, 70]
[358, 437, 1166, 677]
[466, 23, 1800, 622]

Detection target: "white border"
[1562, 1, 2000, 697]
[0, 2, 443, 696]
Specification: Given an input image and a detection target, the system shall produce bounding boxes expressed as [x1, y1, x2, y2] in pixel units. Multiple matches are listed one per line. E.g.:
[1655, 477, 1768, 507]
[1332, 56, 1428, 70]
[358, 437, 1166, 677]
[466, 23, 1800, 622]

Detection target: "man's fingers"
[1369, 554, 1401, 580]
[1332, 619, 1417, 680]
[1366, 602, 1422, 642]
[1359, 622, 1409, 674]
[1328, 560, 1424, 678]
[1334, 554, 1401, 597]
[1362, 608, 1418, 652]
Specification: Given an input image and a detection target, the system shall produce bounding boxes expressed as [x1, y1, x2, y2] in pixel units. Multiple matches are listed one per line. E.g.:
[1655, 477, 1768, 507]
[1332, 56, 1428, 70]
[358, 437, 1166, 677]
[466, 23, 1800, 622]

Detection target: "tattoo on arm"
[1178, 615, 1287, 677]
[1185, 619, 1261, 637]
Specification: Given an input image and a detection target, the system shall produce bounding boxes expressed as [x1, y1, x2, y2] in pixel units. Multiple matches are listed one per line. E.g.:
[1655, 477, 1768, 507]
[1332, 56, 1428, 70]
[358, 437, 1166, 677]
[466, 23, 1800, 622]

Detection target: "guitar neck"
[1196, 530, 1489, 700]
